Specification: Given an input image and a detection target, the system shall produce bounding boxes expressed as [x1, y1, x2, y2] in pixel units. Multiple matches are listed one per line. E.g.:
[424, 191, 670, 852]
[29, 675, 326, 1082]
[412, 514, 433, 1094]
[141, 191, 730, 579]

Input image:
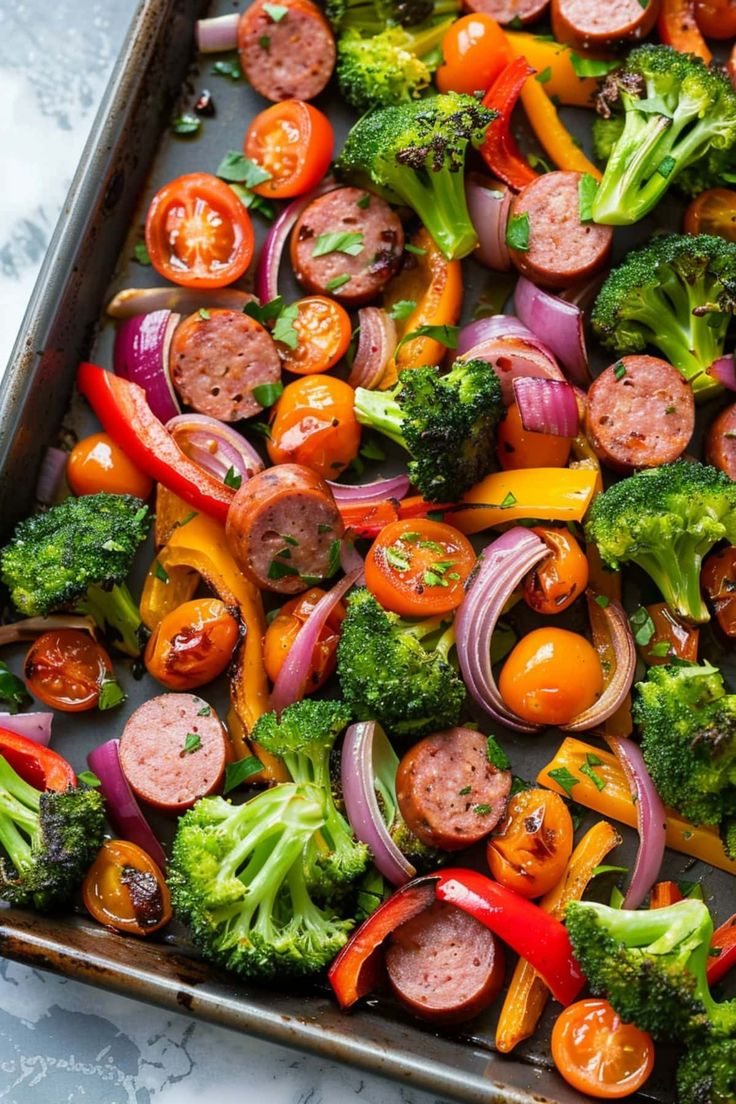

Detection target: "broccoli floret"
[336, 93, 495, 260]
[677, 144, 736, 199]
[591, 234, 736, 400]
[591, 45, 736, 225]
[336, 22, 447, 111]
[1, 493, 151, 656]
[354, 358, 504, 501]
[585, 461, 736, 623]
[592, 115, 625, 164]
[336, 588, 465, 738]
[566, 899, 736, 1043]
[169, 784, 354, 979]
[326, 0, 458, 32]
[251, 700, 369, 897]
[0, 754, 105, 912]
[634, 662, 736, 828]
[677, 1038, 736, 1104]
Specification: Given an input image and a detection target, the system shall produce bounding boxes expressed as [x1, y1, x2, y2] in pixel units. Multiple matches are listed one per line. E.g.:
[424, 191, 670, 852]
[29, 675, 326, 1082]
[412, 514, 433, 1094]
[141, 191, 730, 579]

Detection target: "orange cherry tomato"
[694, 0, 736, 38]
[82, 839, 172, 937]
[364, 518, 476, 617]
[435, 14, 509, 96]
[522, 527, 589, 615]
[551, 999, 655, 1099]
[278, 296, 351, 375]
[499, 627, 603, 726]
[263, 587, 345, 692]
[702, 546, 736, 636]
[244, 100, 334, 199]
[24, 629, 115, 712]
[145, 172, 254, 289]
[497, 403, 572, 470]
[267, 374, 361, 478]
[144, 598, 239, 691]
[487, 788, 573, 899]
[683, 188, 736, 242]
[638, 601, 700, 665]
[67, 433, 153, 499]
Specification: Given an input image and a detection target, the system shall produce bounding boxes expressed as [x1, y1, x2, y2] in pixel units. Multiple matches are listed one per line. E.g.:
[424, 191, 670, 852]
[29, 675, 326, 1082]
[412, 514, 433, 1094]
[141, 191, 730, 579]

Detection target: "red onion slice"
[114, 310, 181, 423]
[562, 594, 636, 733]
[455, 528, 550, 732]
[708, 354, 736, 391]
[348, 308, 397, 391]
[0, 615, 97, 646]
[327, 474, 410, 506]
[460, 336, 565, 406]
[167, 414, 264, 484]
[605, 734, 667, 910]
[342, 721, 416, 886]
[0, 713, 52, 747]
[255, 180, 337, 304]
[514, 277, 590, 388]
[106, 287, 256, 319]
[88, 739, 167, 872]
[457, 315, 544, 357]
[340, 540, 365, 586]
[196, 12, 240, 52]
[513, 377, 579, 438]
[36, 447, 67, 505]
[465, 175, 512, 272]
[270, 569, 362, 714]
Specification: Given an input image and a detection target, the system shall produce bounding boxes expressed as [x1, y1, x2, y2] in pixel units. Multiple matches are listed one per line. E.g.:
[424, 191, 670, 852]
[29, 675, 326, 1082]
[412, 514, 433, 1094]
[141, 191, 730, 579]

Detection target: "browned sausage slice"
[226, 463, 345, 594]
[291, 188, 404, 306]
[238, 0, 336, 102]
[585, 355, 695, 472]
[396, 727, 512, 851]
[706, 403, 736, 480]
[119, 694, 228, 812]
[551, 0, 659, 49]
[386, 901, 505, 1024]
[462, 0, 548, 24]
[170, 309, 281, 423]
[508, 171, 613, 290]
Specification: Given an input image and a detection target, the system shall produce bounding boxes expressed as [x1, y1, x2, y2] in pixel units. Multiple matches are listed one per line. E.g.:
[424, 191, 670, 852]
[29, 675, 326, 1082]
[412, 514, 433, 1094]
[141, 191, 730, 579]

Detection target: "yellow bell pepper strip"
[154, 485, 198, 549]
[447, 467, 598, 535]
[381, 228, 463, 389]
[495, 819, 621, 1053]
[518, 75, 602, 179]
[152, 511, 288, 784]
[139, 558, 199, 632]
[538, 737, 736, 875]
[505, 33, 603, 108]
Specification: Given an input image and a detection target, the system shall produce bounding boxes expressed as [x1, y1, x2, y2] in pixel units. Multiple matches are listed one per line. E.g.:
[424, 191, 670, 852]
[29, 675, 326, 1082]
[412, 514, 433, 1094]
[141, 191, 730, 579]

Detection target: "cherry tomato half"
[263, 587, 345, 692]
[364, 518, 477, 617]
[694, 0, 736, 38]
[522, 527, 589, 615]
[245, 100, 334, 199]
[499, 627, 603, 727]
[702, 546, 736, 637]
[279, 296, 351, 375]
[25, 629, 114, 712]
[487, 788, 573, 899]
[638, 601, 700, 665]
[144, 598, 240, 691]
[497, 403, 572, 470]
[435, 14, 509, 96]
[267, 374, 361, 478]
[551, 999, 655, 1099]
[145, 172, 254, 289]
[67, 433, 153, 499]
[683, 188, 736, 242]
[82, 839, 172, 937]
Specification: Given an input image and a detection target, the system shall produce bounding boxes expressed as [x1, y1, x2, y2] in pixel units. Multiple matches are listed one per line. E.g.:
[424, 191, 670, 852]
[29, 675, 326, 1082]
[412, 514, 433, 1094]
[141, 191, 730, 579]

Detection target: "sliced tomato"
[145, 172, 254, 289]
[25, 629, 114, 713]
[0, 730, 76, 791]
[364, 518, 476, 617]
[278, 296, 351, 375]
[551, 999, 655, 1099]
[245, 100, 334, 199]
[82, 839, 172, 937]
[683, 188, 736, 242]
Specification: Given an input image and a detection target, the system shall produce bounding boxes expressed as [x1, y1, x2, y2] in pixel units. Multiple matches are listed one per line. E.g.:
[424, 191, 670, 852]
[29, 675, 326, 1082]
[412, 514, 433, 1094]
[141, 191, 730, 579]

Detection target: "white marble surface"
[0, 2, 454, 1101]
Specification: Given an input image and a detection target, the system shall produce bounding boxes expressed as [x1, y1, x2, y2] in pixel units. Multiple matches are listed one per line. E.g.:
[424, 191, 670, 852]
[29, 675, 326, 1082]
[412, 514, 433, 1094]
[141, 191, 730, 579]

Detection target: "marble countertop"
[0, 3, 452, 1101]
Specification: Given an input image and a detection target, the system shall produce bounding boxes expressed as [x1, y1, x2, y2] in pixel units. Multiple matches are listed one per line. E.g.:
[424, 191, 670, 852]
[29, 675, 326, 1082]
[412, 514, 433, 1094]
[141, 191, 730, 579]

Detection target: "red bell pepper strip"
[480, 58, 539, 192]
[0, 730, 76, 791]
[337, 499, 400, 540]
[77, 363, 234, 524]
[707, 913, 736, 987]
[649, 881, 683, 909]
[433, 868, 585, 1006]
[328, 876, 436, 1009]
[657, 0, 712, 63]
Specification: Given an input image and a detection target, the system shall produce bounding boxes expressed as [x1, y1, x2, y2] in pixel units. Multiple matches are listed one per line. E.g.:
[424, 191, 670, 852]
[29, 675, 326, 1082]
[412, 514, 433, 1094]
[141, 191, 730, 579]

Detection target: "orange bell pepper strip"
[495, 820, 621, 1053]
[649, 881, 684, 909]
[518, 75, 602, 179]
[439, 467, 598, 535]
[538, 737, 736, 875]
[658, 0, 712, 63]
[505, 32, 601, 108]
[381, 228, 463, 389]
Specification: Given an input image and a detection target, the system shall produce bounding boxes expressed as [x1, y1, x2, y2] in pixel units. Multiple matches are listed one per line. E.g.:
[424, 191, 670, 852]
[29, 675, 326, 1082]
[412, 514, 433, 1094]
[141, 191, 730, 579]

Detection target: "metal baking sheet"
[0, 1, 730, 1100]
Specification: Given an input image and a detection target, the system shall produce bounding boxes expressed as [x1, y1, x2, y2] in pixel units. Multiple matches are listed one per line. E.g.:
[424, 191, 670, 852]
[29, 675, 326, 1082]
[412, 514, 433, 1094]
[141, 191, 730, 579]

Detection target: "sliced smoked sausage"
[585, 355, 695, 472]
[226, 463, 345, 594]
[706, 403, 736, 480]
[463, 0, 548, 24]
[396, 727, 512, 851]
[119, 693, 228, 812]
[386, 901, 505, 1024]
[551, 0, 659, 49]
[170, 309, 281, 423]
[508, 171, 613, 290]
[291, 188, 404, 306]
[237, 0, 336, 102]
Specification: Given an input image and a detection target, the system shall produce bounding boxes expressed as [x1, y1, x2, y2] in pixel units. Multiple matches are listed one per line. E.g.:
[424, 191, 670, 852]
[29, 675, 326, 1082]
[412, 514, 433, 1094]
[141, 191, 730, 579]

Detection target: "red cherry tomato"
[364, 518, 477, 617]
[435, 15, 509, 96]
[551, 999, 655, 1099]
[24, 629, 115, 712]
[67, 433, 153, 499]
[245, 100, 334, 199]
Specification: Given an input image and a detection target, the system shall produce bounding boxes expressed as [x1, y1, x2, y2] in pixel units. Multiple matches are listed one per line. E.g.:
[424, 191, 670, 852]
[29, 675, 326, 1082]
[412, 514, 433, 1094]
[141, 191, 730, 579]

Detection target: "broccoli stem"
[0, 810, 33, 873]
[77, 582, 147, 658]
[635, 545, 710, 623]
[593, 111, 673, 226]
[354, 388, 408, 448]
[405, 161, 477, 260]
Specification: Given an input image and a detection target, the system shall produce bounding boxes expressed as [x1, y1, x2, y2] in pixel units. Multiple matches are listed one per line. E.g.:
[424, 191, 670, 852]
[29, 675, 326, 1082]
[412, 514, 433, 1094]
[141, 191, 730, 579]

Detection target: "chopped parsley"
[356, 193, 371, 209]
[486, 735, 510, 771]
[389, 299, 417, 321]
[578, 173, 598, 223]
[325, 274, 350, 291]
[197, 704, 212, 717]
[216, 151, 271, 188]
[133, 242, 151, 266]
[78, 770, 101, 788]
[154, 561, 170, 584]
[211, 58, 242, 80]
[224, 466, 243, 490]
[595, 594, 610, 608]
[614, 360, 627, 381]
[404, 242, 426, 256]
[252, 381, 284, 407]
[268, 559, 299, 580]
[630, 606, 656, 646]
[181, 732, 202, 756]
[396, 323, 458, 354]
[171, 114, 201, 136]
[224, 756, 264, 793]
[459, 785, 472, 796]
[386, 545, 411, 572]
[198, 307, 211, 321]
[263, 2, 288, 17]
[474, 803, 493, 815]
[548, 766, 579, 797]
[506, 213, 530, 252]
[311, 231, 364, 258]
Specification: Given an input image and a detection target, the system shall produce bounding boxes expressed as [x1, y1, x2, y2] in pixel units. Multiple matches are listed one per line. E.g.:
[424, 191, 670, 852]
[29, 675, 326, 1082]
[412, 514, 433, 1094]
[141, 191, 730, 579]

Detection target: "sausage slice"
[386, 901, 505, 1024]
[551, 0, 659, 49]
[585, 355, 695, 472]
[508, 171, 613, 290]
[238, 0, 336, 102]
[462, 0, 548, 24]
[396, 727, 512, 851]
[706, 403, 736, 481]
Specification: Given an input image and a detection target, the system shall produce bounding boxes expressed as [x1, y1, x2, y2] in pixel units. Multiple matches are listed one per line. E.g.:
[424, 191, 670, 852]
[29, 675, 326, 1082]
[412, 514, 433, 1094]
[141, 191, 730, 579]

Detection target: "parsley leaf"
[325, 274, 350, 291]
[272, 303, 299, 349]
[649, 641, 673, 657]
[197, 704, 212, 716]
[327, 539, 341, 578]
[263, 2, 288, 17]
[98, 678, 125, 711]
[548, 766, 579, 797]
[224, 756, 264, 794]
[171, 114, 201, 136]
[389, 299, 417, 321]
[404, 242, 426, 255]
[224, 466, 243, 490]
[535, 66, 552, 83]
[217, 150, 271, 187]
[396, 323, 458, 354]
[154, 561, 170, 584]
[212, 57, 242, 80]
[486, 735, 510, 771]
[268, 559, 299, 580]
[595, 594, 610, 608]
[252, 381, 284, 407]
[506, 212, 530, 251]
[133, 242, 151, 266]
[312, 231, 364, 258]
[78, 770, 101, 788]
[181, 732, 202, 756]
[569, 53, 620, 78]
[630, 606, 656, 646]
